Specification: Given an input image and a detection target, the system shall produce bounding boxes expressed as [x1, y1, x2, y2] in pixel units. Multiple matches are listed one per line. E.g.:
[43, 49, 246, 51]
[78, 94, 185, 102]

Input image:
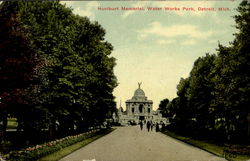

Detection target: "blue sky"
[62, 1, 241, 110]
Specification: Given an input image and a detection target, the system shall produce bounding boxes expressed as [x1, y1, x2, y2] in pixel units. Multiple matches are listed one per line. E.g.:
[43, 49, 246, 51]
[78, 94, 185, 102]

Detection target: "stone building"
[117, 83, 168, 125]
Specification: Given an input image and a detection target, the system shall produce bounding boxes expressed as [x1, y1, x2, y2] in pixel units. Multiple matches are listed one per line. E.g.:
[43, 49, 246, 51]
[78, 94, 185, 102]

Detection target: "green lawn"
[38, 128, 115, 161]
[162, 130, 250, 161]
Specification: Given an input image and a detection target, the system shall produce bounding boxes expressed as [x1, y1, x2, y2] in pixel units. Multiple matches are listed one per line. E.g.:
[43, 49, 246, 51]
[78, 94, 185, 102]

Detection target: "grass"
[162, 130, 250, 161]
[38, 128, 115, 161]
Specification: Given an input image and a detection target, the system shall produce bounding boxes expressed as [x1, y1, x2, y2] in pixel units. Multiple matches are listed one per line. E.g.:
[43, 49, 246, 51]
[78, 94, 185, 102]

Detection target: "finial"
[138, 82, 142, 88]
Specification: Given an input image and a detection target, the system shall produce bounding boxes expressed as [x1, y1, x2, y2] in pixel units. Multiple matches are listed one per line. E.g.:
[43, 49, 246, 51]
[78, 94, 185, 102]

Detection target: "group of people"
[139, 120, 165, 132]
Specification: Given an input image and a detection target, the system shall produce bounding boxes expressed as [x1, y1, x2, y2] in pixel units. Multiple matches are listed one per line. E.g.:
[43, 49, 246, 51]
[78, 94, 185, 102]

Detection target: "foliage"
[224, 145, 250, 156]
[187, 54, 216, 132]
[162, 130, 250, 161]
[7, 129, 101, 161]
[158, 98, 169, 117]
[38, 128, 115, 161]
[0, 1, 117, 150]
[161, 1, 250, 142]
[0, 1, 46, 142]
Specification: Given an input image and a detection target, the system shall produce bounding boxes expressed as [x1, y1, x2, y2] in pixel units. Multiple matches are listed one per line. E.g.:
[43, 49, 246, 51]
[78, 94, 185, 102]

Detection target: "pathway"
[60, 126, 226, 161]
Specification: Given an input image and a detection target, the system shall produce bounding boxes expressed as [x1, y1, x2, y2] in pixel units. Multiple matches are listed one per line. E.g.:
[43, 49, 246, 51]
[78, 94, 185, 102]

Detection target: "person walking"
[155, 122, 159, 132]
[146, 121, 151, 132]
[161, 122, 165, 131]
[150, 121, 154, 131]
[139, 120, 143, 130]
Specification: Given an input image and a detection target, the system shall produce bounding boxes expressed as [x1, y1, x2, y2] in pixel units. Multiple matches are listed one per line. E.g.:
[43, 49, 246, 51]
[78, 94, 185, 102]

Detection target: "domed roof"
[126, 83, 153, 103]
[134, 88, 145, 97]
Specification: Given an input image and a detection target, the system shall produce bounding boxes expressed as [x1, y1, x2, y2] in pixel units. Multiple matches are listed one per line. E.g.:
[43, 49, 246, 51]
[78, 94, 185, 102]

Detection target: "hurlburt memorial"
[117, 83, 168, 125]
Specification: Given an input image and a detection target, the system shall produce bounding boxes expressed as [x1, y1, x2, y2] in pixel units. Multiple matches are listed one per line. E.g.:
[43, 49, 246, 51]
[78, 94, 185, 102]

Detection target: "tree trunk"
[0, 111, 8, 153]
[1, 111, 8, 140]
[247, 114, 250, 138]
[49, 118, 56, 140]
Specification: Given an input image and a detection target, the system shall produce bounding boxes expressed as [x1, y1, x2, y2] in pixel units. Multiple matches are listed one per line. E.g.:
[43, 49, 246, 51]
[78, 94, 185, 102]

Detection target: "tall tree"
[0, 1, 45, 142]
[211, 1, 250, 140]
[187, 54, 216, 133]
[158, 98, 169, 117]
[171, 78, 194, 132]
[0, 1, 117, 143]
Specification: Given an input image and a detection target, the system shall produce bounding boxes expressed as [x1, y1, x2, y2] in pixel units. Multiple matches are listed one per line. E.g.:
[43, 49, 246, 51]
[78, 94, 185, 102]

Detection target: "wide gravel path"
[60, 126, 226, 161]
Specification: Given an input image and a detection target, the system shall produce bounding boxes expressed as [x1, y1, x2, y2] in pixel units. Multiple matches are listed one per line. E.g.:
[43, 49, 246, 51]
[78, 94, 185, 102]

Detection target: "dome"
[134, 88, 145, 97]
[126, 83, 152, 102]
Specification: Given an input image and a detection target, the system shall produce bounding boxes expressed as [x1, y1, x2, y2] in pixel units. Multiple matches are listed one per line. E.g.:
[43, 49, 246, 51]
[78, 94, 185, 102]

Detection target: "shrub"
[7, 129, 100, 161]
[224, 145, 250, 155]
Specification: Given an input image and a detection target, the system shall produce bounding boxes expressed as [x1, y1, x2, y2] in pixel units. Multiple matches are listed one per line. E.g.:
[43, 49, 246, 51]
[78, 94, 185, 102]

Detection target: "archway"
[139, 104, 143, 113]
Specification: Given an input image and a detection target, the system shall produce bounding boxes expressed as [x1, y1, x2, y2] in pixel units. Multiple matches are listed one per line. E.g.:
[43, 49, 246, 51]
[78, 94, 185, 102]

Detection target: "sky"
[62, 1, 241, 110]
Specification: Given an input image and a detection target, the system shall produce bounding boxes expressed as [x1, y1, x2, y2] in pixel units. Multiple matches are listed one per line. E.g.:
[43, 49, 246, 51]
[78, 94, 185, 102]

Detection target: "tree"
[162, 1, 250, 142]
[187, 54, 216, 133]
[0, 1, 45, 142]
[165, 97, 179, 123]
[158, 98, 169, 117]
[169, 78, 195, 133]
[211, 1, 250, 141]
[0, 1, 117, 145]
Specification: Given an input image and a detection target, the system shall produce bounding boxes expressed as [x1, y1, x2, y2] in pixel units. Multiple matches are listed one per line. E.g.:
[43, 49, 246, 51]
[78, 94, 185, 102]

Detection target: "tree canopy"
[161, 1, 250, 142]
[0, 1, 117, 144]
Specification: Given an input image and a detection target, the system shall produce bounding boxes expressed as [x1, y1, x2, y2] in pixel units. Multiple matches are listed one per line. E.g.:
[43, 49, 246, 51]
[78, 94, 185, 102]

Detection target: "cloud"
[61, 1, 75, 7]
[208, 40, 217, 43]
[122, 9, 136, 19]
[122, 1, 148, 18]
[67, 2, 99, 20]
[181, 40, 197, 45]
[157, 39, 176, 45]
[139, 22, 214, 40]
